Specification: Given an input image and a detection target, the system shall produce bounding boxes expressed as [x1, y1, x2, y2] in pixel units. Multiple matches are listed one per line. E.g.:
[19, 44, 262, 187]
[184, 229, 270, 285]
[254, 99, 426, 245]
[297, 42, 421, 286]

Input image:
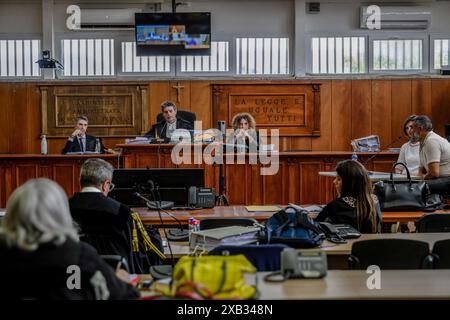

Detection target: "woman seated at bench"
[316, 160, 381, 233]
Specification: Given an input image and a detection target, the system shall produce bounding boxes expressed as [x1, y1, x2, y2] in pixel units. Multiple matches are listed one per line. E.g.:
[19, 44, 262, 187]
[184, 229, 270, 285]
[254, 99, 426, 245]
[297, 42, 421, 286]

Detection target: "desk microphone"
[362, 135, 403, 166]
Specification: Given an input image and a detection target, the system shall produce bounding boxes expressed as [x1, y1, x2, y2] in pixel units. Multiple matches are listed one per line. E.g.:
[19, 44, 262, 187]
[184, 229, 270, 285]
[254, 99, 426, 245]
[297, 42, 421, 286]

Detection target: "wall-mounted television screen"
[135, 12, 211, 56]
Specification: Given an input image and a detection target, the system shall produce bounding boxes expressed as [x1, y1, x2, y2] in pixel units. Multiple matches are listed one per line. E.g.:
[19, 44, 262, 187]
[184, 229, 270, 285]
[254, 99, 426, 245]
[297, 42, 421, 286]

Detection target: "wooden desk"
[163, 233, 450, 269]
[256, 270, 450, 299]
[136, 205, 278, 225]
[140, 269, 450, 299]
[0, 154, 119, 207]
[119, 144, 399, 205]
[136, 205, 449, 226]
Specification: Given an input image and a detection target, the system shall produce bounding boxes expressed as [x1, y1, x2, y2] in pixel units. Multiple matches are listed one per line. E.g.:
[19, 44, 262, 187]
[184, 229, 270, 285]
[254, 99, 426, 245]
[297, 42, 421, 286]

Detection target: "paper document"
[190, 226, 261, 251]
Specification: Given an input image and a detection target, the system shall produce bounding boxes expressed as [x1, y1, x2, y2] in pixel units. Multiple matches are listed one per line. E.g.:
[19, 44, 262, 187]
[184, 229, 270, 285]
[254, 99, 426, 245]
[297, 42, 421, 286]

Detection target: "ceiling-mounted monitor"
[135, 12, 211, 56]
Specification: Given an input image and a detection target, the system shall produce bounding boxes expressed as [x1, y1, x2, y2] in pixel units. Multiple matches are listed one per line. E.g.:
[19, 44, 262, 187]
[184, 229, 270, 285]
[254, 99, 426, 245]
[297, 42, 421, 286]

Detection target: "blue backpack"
[260, 206, 324, 248]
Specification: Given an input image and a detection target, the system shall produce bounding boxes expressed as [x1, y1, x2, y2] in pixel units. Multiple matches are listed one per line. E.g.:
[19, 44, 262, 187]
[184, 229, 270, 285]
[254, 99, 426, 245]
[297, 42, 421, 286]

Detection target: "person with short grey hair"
[411, 115, 450, 196]
[144, 100, 194, 141]
[80, 158, 115, 195]
[69, 159, 163, 274]
[0, 178, 139, 299]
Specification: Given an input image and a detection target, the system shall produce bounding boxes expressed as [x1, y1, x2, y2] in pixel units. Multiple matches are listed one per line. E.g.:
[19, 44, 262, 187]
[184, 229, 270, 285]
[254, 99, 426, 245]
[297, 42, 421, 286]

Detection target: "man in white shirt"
[144, 100, 194, 141]
[412, 115, 450, 196]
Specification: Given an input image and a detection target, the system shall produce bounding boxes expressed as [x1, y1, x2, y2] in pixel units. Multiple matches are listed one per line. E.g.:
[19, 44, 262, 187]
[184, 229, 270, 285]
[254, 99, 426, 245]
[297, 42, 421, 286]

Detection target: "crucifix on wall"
[172, 82, 185, 103]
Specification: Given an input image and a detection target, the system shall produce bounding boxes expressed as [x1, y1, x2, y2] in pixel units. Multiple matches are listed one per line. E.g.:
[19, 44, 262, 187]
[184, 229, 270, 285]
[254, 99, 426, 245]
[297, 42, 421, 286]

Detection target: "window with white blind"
[433, 39, 449, 70]
[372, 39, 423, 71]
[180, 41, 229, 73]
[121, 42, 170, 73]
[62, 39, 114, 76]
[0, 40, 40, 77]
[311, 37, 366, 74]
[236, 38, 289, 75]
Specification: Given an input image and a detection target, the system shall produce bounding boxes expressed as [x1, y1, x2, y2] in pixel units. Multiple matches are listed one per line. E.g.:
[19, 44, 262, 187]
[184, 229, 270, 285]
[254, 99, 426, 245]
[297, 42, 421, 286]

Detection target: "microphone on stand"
[362, 135, 403, 167]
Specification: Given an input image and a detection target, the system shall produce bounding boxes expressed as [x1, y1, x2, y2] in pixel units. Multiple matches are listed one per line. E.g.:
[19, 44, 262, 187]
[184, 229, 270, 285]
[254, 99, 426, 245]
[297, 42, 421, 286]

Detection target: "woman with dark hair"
[396, 114, 420, 175]
[316, 160, 381, 233]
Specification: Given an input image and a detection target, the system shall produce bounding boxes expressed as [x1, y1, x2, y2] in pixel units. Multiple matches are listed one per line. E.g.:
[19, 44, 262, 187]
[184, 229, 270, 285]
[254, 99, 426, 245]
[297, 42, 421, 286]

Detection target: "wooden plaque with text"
[212, 83, 321, 136]
[39, 84, 148, 138]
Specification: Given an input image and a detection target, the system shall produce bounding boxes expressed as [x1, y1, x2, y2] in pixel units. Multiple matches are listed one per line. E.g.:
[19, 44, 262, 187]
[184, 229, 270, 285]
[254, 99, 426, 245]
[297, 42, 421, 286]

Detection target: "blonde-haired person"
[0, 178, 139, 300]
[230, 112, 258, 151]
[316, 160, 381, 233]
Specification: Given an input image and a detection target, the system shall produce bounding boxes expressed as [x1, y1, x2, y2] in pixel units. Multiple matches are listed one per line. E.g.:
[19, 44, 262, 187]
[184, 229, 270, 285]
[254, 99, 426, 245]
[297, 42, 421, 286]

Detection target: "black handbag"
[373, 162, 427, 211]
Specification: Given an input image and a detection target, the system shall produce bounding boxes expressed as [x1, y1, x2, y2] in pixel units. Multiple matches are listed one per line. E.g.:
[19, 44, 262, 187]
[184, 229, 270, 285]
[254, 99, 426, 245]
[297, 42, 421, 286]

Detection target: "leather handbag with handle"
[373, 162, 427, 211]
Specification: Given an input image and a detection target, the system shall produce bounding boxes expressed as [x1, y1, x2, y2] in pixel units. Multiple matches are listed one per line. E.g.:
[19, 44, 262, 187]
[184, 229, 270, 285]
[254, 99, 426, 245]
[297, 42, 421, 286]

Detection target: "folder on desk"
[190, 226, 261, 251]
[245, 205, 280, 212]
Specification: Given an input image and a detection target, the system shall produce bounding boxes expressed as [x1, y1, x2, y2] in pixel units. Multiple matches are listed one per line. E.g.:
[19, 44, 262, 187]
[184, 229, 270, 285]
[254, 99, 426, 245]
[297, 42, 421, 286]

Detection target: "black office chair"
[432, 239, 450, 268]
[199, 218, 259, 230]
[209, 244, 289, 271]
[348, 239, 433, 269]
[417, 214, 450, 233]
[156, 110, 196, 126]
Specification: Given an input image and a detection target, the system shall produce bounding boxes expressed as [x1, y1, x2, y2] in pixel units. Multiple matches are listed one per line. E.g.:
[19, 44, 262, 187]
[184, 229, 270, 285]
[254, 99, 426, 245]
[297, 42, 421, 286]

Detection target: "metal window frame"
[234, 36, 292, 78]
[55, 31, 118, 80]
[118, 40, 174, 77]
[0, 34, 42, 80]
[368, 32, 428, 74]
[430, 33, 450, 72]
[176, 40, 232, 77]
[306, 32, 369, 76]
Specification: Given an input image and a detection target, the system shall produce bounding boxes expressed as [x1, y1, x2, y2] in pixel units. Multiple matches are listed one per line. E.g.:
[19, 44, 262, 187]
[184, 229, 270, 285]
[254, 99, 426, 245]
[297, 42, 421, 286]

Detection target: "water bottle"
[188, 217, 196, 243]
[351, 151, 358, 162]
[95, 138, 101, 153]
[41, 135, 47, 155]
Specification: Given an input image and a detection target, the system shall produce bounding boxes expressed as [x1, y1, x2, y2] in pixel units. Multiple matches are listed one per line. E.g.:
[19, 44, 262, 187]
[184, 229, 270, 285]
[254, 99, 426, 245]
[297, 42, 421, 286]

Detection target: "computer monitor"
[109, 168, 204, 207]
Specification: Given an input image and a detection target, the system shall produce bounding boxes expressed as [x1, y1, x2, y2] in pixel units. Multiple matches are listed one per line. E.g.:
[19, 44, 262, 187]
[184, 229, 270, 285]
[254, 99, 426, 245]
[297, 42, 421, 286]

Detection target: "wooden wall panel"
[391, 80, 412, 148]
[351, 80, 372, 139]
[226, 164, 247, 204]
[371, 80, 392, 147]
[431, 80, 450, 137]
[169, 81, 191, 111]
[263, 166, 283, 204]
[190, 81, 212, 129]
[10, 84, 30, 153]
[53, 164, 75, 196]
[331, 80, 352, 151]
[149, 82, 170, 130]
[285, 161, 300, 204]
[312, 80, 332, 151]
[0, 79, 450, 156]
[299, 162, 321, 204]
[412, 79, 431, 116]
[0, 84, 11, 153]
[290, 137, 312, 151]
[15, 164, 38, 186]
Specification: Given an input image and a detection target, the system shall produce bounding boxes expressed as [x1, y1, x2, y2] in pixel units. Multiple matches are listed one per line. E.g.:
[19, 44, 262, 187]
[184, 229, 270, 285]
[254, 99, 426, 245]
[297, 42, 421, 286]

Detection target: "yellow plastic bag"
[165, 255, 257, 299]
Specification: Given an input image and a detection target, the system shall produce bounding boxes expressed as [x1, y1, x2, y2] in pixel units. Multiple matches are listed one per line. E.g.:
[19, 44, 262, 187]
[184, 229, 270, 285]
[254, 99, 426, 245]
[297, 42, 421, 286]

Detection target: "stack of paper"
[125, 137, 149, 144]
[189, 226, 261, 251]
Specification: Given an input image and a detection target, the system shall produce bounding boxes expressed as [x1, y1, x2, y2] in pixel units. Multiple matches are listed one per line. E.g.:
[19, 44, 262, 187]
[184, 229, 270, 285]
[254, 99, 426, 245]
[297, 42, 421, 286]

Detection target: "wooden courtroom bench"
[162, 232, 450, 269]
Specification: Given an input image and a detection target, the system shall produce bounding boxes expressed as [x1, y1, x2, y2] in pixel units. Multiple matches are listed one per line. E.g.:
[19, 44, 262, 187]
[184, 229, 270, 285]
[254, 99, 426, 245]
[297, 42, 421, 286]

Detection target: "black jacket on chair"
[69, 192, 162, 274]
[0, 237, 139, 300]
[144, 118, 193, 140]
[62, 134, 105, 154]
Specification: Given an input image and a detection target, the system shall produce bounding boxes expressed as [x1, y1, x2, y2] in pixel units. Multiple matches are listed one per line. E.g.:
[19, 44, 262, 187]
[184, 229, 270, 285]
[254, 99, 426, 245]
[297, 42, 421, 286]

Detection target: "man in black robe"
[144, 100, 193, 141]
[69, 158, 162, 274]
